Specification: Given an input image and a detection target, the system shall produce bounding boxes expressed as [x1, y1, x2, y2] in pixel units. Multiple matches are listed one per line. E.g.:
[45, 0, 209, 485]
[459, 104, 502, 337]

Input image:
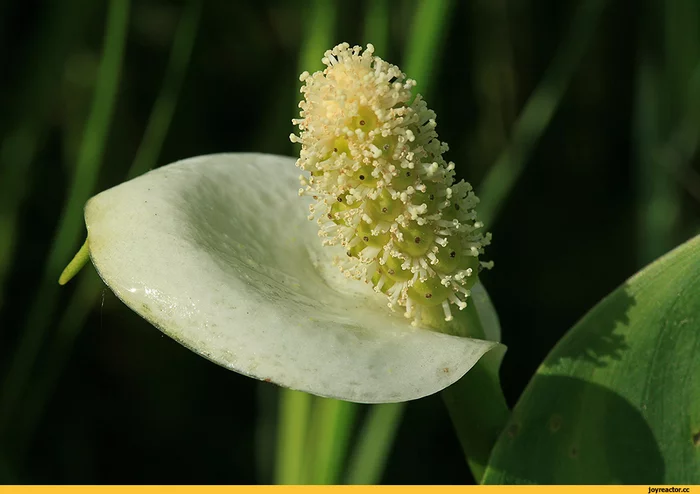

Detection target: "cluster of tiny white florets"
[290, 43, 491, 326]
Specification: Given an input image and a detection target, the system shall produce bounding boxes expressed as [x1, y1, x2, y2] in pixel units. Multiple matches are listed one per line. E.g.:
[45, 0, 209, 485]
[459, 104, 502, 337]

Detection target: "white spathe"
[85, 153, 501, 403]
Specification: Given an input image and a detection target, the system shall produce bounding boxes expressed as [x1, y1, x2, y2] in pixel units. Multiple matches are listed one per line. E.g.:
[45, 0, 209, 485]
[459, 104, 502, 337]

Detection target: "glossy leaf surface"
[484, 234, 700, 484]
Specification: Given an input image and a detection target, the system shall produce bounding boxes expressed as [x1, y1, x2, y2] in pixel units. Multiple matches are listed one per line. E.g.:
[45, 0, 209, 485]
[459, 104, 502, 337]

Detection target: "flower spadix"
[291, 43, 491, 327]
[80, 152, 500, 403]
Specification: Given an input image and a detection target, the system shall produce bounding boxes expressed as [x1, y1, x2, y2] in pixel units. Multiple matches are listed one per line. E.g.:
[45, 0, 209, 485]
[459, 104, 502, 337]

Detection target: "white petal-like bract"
[85, 153, 499, 403]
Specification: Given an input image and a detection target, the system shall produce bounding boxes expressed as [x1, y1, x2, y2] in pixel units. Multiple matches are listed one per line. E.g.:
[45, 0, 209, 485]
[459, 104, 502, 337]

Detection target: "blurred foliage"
[0, 0, 698, 484]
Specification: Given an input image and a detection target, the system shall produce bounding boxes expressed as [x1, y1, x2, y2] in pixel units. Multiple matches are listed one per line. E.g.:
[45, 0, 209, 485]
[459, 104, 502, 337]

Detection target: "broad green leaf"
[84, 153, 499, 404]
[483, 234, 700, 484]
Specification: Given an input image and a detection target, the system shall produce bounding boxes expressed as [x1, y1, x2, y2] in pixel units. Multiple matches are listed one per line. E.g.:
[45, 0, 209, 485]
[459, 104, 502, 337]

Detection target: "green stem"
[297, 0, 338, 79]
[345, 402, 405, 485]
[129, 0, 201, 178]
[14, 270, 102, 461]
[306, 398, 357, 484]
[403, 0, 454, 98]
[634, 47, 666, 266]
[0, 0, 95, 313]
[477, 0, 608, 227]
[362, 0, 389, 56]
[275, 389, 312, 484]
[0, 0, 130, 443]
[11, 0, 201, 459]
[440, 304, 509, 483]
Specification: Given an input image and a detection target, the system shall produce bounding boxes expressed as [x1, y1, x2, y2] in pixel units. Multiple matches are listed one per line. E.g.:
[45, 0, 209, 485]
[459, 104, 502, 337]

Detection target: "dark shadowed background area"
[0, 0, 698, 484]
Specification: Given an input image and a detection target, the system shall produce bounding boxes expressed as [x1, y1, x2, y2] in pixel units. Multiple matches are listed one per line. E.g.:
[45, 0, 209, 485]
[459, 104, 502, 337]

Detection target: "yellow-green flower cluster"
[290, 43, 491, 326]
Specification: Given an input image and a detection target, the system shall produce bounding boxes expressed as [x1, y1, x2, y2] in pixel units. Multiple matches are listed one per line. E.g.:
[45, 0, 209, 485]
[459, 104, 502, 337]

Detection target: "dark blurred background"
[0, 0, 698, 485]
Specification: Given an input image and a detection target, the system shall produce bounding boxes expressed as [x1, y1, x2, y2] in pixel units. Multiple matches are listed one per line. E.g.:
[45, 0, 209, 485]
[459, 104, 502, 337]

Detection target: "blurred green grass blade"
[404, 0, 453, 83]
[477, 0, 608, 227]
[660, 62, 700, 203]
[634, 56, 667, 265]
[664, 0, 700, 106]
[11, 0, 201, 457]
[0, 0, 95, 313]
[297, 0, 337, 80]
[275, 389, 312, 485]
[362, 0, 389, 55]
[274, 0, 338, 484]
[483, 234, 700, 484]
[254, 382, 279, 484]
[345, 402, 404, 485]
[306, 398, 357, 484]
[403, 0, 454, 97]
[0, 0, 130, 440]
[466, 1, 517, 175]
[129, 0, 201, 178]
[13, 270, 103, 460]
[636, 0, 698, 265]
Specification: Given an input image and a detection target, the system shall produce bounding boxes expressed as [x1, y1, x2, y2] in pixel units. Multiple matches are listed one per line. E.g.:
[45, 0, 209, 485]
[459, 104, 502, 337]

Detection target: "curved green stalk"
[306, 398, 357, 484]
[345, 402, 404, 485]
[275, 389, 312, 484]
[440, 304, 509, 483]
[0, 0, 130, 442]
[11, 0, 202, 459]
[477, 0, 608, 226]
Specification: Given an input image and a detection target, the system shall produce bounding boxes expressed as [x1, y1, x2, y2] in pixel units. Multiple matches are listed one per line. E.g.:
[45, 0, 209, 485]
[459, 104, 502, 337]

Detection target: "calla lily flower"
[81, 153, 501, 403]
[76, 42, 503, 404]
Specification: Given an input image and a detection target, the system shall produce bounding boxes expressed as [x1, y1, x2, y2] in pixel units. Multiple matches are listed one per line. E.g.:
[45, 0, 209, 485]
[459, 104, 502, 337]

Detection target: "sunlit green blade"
[483, 234, 700, 484]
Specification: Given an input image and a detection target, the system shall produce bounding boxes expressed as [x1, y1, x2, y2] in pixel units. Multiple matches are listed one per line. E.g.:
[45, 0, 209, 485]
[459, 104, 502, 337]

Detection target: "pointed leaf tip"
[58, 238, 90, 285]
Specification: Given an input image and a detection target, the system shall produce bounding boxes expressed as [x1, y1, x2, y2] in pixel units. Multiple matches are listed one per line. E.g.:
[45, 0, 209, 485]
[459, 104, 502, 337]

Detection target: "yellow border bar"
[0, 487, 696, 493]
